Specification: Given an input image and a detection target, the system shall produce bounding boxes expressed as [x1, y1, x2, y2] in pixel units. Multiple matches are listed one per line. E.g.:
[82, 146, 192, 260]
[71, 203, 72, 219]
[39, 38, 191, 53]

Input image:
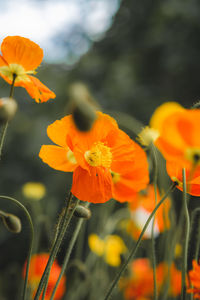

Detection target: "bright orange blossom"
[22, 253, 66, 300]
[155, 109, 200, 195]
[39, 112, 149, 203]
[0, 36, 56, 103]
[187, 260, 200, 298]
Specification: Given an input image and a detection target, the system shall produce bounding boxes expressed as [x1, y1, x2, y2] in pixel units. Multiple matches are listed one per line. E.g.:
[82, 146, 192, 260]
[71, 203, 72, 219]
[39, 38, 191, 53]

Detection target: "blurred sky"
[0, 0, 120, 63]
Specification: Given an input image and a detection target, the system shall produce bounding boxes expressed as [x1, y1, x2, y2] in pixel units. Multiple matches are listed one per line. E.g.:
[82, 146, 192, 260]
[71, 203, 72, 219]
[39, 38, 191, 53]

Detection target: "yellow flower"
[22, 182, 46, 200]
[88, 234, 127, 267]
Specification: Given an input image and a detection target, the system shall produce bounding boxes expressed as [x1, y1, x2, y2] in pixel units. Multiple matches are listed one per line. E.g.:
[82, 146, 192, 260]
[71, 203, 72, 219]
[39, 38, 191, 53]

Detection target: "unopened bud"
[0, 97, 18, 123]
[2, 213, 22, 233]
[74, 205, 91, 219]
[68, 83, 98, 132]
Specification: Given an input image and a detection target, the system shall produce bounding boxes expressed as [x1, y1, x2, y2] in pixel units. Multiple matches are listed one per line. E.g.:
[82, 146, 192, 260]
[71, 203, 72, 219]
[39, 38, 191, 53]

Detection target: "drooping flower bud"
[2, 213, 22, 233]
[68, 83, 98, 131]
[0, 97, 18, 123]
[74, 205, 91, 219]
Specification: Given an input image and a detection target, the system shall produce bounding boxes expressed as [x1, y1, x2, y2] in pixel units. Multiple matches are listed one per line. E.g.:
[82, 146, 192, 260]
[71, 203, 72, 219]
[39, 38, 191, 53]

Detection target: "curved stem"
[181, 168, 190, 300]
[150, 143, 158, 300]
[34, 193, 79, 300]
[103, 183, 177, 300]
[0, 195, 34, 300]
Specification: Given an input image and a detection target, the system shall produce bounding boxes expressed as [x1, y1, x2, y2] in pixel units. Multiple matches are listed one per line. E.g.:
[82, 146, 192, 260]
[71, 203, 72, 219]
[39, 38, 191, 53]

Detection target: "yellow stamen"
[84, 142, 112, 168]
[185, 148, 200, 165]
[111, 171, 120, 184]
[67, 149, 77, 164]
[0, 63, 34, 83]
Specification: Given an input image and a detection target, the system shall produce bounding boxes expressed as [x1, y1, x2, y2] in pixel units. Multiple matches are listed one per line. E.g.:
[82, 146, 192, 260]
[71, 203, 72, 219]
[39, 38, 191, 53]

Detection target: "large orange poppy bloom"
[0, 36, 56, 103]
[187, 260, 200, 298]
[39, 112, 149, 203]
[22, 253, 66, 300]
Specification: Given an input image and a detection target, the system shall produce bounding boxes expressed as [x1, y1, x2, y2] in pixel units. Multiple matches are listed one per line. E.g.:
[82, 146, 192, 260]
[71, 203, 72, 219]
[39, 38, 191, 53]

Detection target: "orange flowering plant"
[187, 260, 200, 298]
[39, 111, 149, 203]
[22, 253, 66, 300]
[0, 36, 56, 103]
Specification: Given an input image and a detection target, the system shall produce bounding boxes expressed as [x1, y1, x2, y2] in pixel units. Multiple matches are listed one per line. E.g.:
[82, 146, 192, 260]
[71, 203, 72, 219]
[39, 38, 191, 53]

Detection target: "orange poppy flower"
[156, 262, 181, 297]
[187, 260, 200, 298]
[125, 185, 171, 239]
[0, 36, 56, 103]
[155, 109, 200, 166]
[22, 253, 66, 300]
[119, 258, 155, 300]
[39, 112, 149, 203]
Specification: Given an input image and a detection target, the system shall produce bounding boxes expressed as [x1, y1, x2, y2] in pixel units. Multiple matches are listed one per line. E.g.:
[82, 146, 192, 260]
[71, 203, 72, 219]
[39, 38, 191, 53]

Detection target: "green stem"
[103, 183, 177, 300]
[0, 195, 34, 300]
[0, 74, 16, 160]
[34, 193, 79, 300]
[181, 168, 190, 300]
[50, 202, 90, 300]
[150, 143, 158, 300]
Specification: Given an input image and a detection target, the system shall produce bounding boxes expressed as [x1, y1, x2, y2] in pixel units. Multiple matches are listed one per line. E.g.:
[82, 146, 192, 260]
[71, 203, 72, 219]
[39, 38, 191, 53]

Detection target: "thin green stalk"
[34, 193, 79, 300]
[103, 182, 177, 300]
[181, 168, 190, 300]
[0, 195, 34, 300]
[0, 74, 16, 160]
[150, 143, 158, 300]
[191, 208, 200, 261]
[50, 203, 90, 300]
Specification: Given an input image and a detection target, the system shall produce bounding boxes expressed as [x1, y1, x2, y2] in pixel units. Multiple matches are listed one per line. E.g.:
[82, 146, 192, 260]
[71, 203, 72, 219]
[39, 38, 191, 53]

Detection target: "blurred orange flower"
[39, 112, 149, 203]
[0, 36, 56, 103]
[120, 258, 154, 300]
[187, 260, 200, 298]
[22, 253, 66, 300]
[120, 259, 181, 300]
[124, 185, 171, 239]
[155, 109, 200, 195]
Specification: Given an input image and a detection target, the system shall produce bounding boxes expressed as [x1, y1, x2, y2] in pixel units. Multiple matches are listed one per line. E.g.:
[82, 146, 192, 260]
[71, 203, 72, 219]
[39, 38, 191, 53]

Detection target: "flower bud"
[2, 213, 22, 233]
[68, 83, 98, 132]
[0, 97, 18, 123]
[74, 205, 91, 219]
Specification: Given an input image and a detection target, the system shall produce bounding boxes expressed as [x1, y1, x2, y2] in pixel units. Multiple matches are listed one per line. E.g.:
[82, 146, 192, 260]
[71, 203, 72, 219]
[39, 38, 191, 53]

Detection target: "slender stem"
[50, 203, 90, 300]
[151, 144, 158, 300]
[103, 183, 177, 300]
[181, 168, 190, 300]
[0, 74, 16, 160]
[0, 195, 34, 300]
[34, 193, 79, 300]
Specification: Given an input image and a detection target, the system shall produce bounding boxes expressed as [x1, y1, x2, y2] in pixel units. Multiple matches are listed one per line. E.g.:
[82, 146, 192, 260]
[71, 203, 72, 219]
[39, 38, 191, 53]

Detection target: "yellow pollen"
[67, 149, 77, 164]
[185, 148, 200, 165]
[84, 142, 112, 168]
[111, 171, 120, 184]
[0, 63, 34, 83]
[172, 176, 183, 188]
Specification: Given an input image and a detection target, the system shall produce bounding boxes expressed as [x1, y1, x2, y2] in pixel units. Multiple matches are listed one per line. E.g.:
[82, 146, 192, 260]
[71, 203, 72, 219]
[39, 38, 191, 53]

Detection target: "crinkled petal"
[22, 75, 56, 102]
[71, 166, 113, 203]
[1, 36, 43, 71]
[47, 115, 72, 147]
[39, 145, 77, 172]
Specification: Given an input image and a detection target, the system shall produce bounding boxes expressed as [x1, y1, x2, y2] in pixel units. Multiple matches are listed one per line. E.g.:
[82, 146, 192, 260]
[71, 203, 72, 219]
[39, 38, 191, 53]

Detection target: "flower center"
[0, 63, 34, 83]
[67, 149, 77, 164]
[84, 142, 112, 168]
[171, 176, 183, 188]
[185, 148, 200, 165]
[111, 171, 120, 183]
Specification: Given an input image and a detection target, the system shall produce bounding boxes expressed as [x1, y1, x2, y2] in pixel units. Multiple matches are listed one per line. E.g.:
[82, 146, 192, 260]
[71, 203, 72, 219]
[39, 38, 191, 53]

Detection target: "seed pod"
[2, 213, 22, 233]
[68, 83, 98, 132]
[74, 205, 91, 219]
[0, 97, 18, 123]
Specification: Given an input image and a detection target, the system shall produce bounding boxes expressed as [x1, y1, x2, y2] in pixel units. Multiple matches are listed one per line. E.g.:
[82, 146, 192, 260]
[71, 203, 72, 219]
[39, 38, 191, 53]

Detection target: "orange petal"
[47, 115, 72, 147]
[71, 166, 113, 203]
[39, 145, 77, 172]
[22, 75, 56, 102]
[1, 36, 43, 71]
